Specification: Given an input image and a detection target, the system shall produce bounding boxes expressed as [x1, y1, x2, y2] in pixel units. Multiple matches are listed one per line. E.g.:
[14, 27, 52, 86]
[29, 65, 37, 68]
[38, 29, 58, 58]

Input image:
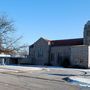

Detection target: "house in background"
[29, 21, 90, 68]
[0, 53, 25, 65]
[0, 54, 10, 65]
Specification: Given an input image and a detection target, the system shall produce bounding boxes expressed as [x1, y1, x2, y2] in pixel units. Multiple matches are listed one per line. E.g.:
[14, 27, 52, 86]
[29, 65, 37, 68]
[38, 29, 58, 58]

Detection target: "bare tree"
[0, 15, 15, 53]
[0, 14, 29, 56]
[0, 14, 24, 54]
[15, 44, 29, 57]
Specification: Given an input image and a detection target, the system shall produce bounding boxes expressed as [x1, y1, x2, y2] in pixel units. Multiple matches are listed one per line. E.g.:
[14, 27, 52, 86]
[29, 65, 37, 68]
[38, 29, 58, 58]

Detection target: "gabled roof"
[50, 38, 83, 46]
[29, 37, 83, 47]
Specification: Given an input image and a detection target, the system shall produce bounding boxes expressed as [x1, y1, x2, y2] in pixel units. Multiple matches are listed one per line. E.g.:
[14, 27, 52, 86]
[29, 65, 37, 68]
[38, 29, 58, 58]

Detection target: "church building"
[29, 21, 90, 68]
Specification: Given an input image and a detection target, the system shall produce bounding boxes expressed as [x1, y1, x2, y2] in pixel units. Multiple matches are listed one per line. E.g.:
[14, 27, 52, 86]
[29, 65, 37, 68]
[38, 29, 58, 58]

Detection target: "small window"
[80, 59, 83, 63]
[38, 48, 43, 57]
[50, 53, 54, 61]
[87, 31, 90, 36]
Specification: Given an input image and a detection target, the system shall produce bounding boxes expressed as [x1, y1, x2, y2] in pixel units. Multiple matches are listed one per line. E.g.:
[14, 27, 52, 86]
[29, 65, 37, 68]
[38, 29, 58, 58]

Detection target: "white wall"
[88, 46, 90, 68]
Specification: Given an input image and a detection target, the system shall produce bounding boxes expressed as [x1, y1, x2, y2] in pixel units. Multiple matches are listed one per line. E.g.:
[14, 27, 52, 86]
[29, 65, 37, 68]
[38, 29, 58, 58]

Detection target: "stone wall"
[84, 21, 90, 45]
[29, 38, 49, 65]
[50, 46, 71, 66]
[70, 45, 88, 68]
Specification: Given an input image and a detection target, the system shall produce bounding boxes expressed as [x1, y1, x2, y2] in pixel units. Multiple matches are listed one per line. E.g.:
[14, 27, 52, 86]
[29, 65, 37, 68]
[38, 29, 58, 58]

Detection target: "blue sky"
[0, 0, 90, 45]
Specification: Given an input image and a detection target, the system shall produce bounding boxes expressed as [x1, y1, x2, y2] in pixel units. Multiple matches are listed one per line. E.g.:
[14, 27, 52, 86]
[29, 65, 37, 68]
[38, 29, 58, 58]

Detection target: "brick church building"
[29, 21, 90, 68]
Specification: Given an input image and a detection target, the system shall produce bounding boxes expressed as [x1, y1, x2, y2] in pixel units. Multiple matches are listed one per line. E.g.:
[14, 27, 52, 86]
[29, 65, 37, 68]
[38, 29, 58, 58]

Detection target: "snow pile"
[69, 77, 90, 84]
[64, 76, 90, 87]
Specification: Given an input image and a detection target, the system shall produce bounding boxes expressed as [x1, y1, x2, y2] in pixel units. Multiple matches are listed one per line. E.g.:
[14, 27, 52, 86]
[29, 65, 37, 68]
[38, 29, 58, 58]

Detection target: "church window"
[87, 31, 90, 36]
[50, 53, 54, 61]
[38, 48, 43, 57]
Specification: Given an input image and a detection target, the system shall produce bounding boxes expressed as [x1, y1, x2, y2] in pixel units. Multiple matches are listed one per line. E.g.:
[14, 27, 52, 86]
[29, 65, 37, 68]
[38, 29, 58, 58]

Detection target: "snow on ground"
[0, 65, 43, 71]
[0, 65, 89, 72]
[69, 77, 90, 84]
[0, 65, 65, 72]
[66, 76, 90, 87]
[0, 65, 90, 87]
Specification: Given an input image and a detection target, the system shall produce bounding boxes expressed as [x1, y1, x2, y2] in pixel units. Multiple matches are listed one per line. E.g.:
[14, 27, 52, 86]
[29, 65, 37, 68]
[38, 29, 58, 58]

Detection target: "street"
[0, 72, 79, 90]
[0, 66, 89, 90]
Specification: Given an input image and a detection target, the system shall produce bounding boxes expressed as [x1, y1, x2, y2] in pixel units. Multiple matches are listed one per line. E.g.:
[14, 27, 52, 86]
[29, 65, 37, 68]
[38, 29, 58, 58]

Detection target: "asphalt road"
[0, 67, 89, 90]
[0, 73, 79, 90]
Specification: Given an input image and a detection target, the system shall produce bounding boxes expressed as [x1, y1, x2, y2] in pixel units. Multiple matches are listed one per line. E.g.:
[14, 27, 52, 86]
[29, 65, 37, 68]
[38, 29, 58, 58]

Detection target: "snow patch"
[64, 77, 90, 87]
